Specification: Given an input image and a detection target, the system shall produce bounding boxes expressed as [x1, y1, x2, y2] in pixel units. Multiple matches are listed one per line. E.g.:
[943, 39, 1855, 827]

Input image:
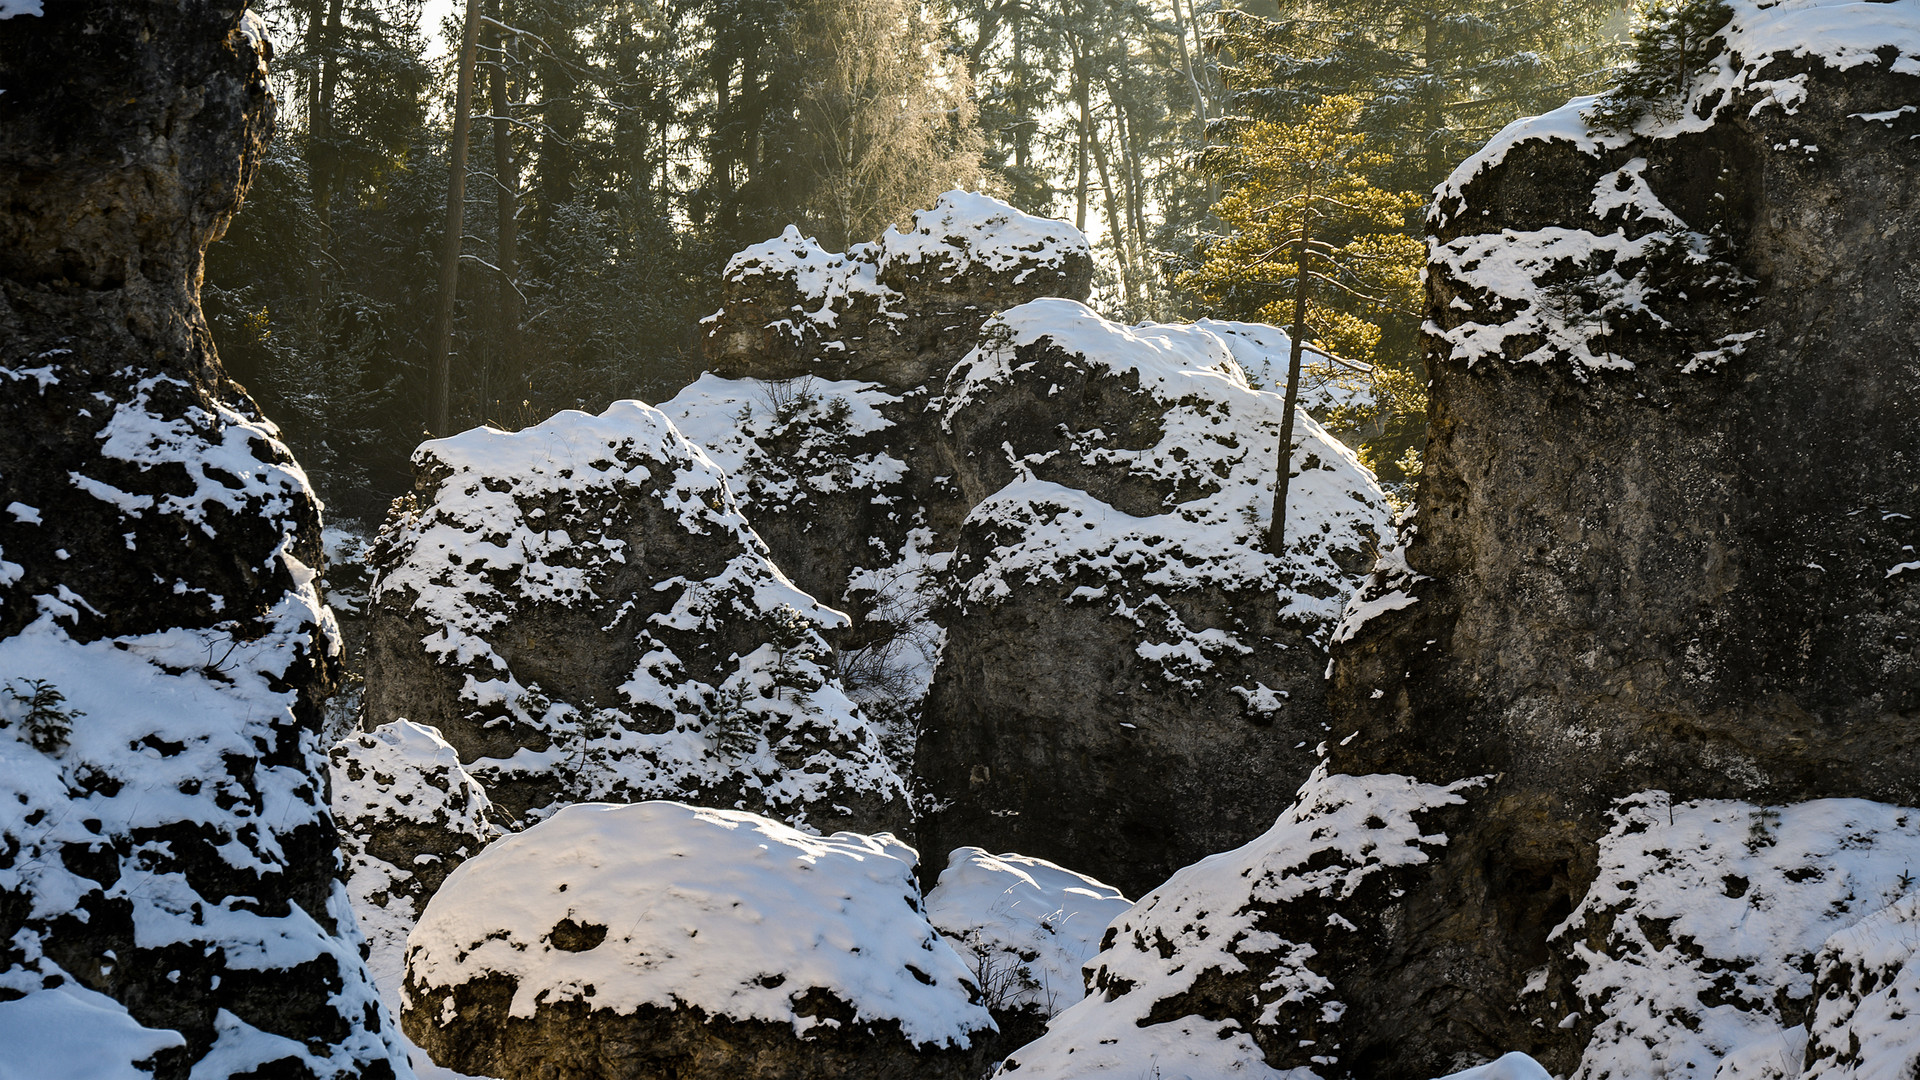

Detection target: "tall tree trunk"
[1267, 191, 1312, 556]
[428, 0, 483, 437]
[1073, 49, 1091, 233]
[489, 0, 521, 428]
[303, 0, 344, 314]
[1086, 113, 1136, 313]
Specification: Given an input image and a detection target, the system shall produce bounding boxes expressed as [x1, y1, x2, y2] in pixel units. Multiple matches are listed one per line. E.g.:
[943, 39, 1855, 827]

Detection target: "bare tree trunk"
[1267, 192, 1312, 556]
[1074, 56, 1090, 233]
[1086, 116, 1136, 313]
[428, 0, 483, 437]
[488, 0, 521, 428]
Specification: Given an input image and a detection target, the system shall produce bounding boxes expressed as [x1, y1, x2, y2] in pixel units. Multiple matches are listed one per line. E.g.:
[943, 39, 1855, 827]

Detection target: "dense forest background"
[208, 0, 1629, 523]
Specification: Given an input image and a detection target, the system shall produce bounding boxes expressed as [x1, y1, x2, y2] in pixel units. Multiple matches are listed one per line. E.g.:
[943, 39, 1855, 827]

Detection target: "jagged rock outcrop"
[664, 191, 1095, 734]
[917, 299, 1392, 896]
[330, 720, 495, 1016]
[402, 801, 996, 1080]
[363, 401, 908, 833]
[997, 2, 1920, 1077]
[0, 2, 407, 1076]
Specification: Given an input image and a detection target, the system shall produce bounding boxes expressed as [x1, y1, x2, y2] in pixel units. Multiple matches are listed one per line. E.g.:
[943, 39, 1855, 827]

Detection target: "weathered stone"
[918, 299, 1391, 897]
[363, 400, 908, 832]
[0, 2, 404, 1075]
[403, 802, 995, 1080]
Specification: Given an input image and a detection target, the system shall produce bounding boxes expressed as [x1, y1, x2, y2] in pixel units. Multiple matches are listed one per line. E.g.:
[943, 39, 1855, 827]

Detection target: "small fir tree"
[1586, 0, 1737, 133]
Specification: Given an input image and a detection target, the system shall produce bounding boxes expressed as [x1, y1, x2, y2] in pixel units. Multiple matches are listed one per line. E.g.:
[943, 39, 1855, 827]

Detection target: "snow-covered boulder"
[925, 848, 1131, 1054]
[330, 720, 496, 1017]
[995, 766, 1484, 1078]
[703, 190, 1092, 389]
[1805, 890, 1920, 1080]
[0, 2, 406, 1075]
[918, 298, 1393, 895]
[1296, 0, 1920, 1070]
[363, 400, 908, 833]
[402, 801, 996, 1080]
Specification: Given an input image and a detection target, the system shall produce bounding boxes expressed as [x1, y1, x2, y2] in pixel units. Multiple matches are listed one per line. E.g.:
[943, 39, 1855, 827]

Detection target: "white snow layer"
[405, 801, 995, 1048]
[1434, 1053, 1554, 1080]
[1193, 318, 1378, 417]
[370, 399, 906, 825]
[995, 767, 1482, 1078]
[925, 848, 1132, 1018]
[944, 299, 1392, 660]
[1555, 792, 1920, 1080]
[0, 983, 184, 1080]
[1804, 891, 1920, 1080]
[1436, 0, 1920, 213]
[0, 373, 407, 1075]
[0, 0, 42, 17]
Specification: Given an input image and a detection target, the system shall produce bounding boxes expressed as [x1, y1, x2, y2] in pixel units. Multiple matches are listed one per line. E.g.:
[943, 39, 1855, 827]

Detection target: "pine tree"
[1180, 95, 1423, 544]
[1585, 0, 1735, 133]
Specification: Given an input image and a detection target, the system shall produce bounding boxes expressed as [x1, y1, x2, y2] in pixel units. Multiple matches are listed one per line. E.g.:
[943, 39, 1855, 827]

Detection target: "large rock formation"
[992, 1, 1920, 1076]
[403, 801, 996, 1080]
[918, 299, 1392, 896]
[0, 1, 406, 1075]
[663, 191, 1096, 737]
[363, 400, 908, 833]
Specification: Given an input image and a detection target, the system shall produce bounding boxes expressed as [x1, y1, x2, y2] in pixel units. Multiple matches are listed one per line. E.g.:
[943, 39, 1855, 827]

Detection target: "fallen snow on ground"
[0, 983, 184, 1080]
[879, 189, 1090, 285]
[1804, 890, 1920, 1080]
[406, 801, 994, 1048]
[995, 766, 1482, 1078]
[925, 848, 1131, 1018]
[1194, 318, 1377, 417]
[945, 299, 1391, 670]
[1557, 792, 1920, 1080]
[1434, 1053, 1554, 1080]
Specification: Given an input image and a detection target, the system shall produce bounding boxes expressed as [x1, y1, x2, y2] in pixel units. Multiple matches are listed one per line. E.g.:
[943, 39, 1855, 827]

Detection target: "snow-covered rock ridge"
[363, 400, 907, 836]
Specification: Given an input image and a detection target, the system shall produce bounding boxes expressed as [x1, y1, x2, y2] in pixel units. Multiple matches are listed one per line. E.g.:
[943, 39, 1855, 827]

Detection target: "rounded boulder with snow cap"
[402, 801, 997, 1080]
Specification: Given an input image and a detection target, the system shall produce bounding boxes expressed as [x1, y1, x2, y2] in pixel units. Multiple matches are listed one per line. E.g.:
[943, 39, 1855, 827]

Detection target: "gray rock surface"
[0, 2, 405, 1075]
[363, 400, 909, 833]
[919, 299, 1391, 897]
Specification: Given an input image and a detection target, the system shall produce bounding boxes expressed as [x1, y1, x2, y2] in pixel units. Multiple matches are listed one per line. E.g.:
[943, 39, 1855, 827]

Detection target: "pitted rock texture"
[666, 193, 1093, 742]
[917, 299, 1392, 897]
[363, 400, 909, 833]
[0, 2, 406, 1076]
[1319, 10, 1920, 1077]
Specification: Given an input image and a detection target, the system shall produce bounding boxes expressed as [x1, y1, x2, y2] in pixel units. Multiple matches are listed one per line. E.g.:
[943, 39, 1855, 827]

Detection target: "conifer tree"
[1180, 96, 1422, 548]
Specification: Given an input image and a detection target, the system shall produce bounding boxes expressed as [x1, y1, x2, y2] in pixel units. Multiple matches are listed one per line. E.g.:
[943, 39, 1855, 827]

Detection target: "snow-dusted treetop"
[405, 801, 995, 1049]
[1434, 0, 1920, 217]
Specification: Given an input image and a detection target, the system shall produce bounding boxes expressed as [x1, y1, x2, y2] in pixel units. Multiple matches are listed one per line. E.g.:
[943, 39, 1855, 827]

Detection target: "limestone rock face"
[665, 193, 1093, 741]
[1317, 7, 1920, 1072]
[402, 802, 995, 1080]
[0, 3, 407, 1077]
[917, 299, 1391, 897]
[363, 400, 908, 833]
[992, 3, 1920, 1077]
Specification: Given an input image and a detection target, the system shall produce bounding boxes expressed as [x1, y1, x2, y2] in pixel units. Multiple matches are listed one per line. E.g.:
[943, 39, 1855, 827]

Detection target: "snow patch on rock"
[405, 801, 994, 1048]
[925, 848, 1131, 1019]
